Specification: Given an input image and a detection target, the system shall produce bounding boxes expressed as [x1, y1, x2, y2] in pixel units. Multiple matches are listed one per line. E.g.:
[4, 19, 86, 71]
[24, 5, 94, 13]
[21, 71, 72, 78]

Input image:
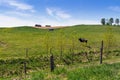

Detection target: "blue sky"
[0, 0, 120, 27]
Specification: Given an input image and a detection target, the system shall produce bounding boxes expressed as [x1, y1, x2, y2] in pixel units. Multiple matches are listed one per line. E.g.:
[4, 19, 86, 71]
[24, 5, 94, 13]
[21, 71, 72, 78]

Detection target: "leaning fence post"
[50, 53, 55, 72]
[23, 62, 27, 78]
[100, 40, 103, 64]
[23, 48, 28, 78]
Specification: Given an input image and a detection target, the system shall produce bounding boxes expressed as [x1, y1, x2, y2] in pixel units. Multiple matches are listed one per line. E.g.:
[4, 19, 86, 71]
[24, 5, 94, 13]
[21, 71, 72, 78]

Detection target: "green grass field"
[0, 25, 120, 79]
[29, 62, 120, 80]
[0, 25, 119, 59]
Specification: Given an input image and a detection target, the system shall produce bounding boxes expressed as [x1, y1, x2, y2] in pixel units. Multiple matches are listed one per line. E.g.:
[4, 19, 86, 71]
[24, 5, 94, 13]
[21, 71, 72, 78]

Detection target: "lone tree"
[109, 18, 114, 25]
[115, 18, 119, 25]
[101, 18, 106, 25]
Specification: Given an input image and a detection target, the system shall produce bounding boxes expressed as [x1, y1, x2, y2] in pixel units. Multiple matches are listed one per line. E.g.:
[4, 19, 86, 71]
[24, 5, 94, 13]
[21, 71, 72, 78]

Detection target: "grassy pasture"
[0, 25, 119, 79]
[0, 25, 119, 59]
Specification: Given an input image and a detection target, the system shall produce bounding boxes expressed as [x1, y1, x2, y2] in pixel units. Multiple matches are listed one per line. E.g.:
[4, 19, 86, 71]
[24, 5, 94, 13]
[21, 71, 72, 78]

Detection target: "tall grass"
[67, 63, 120, 80]
[26, 63, 120, 80]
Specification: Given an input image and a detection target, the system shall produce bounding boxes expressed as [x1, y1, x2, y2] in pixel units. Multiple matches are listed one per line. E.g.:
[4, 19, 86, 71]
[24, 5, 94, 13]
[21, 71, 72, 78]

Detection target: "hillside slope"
[0, 25, 119, 59]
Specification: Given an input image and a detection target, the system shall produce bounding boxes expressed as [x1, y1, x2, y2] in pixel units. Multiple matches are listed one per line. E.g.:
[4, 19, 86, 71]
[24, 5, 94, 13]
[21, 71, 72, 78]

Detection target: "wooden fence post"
[50, 54, 55, 72]
[23, 62, 27, 78]
[100, 40, 103, 64]
[24, 48, 28, 78]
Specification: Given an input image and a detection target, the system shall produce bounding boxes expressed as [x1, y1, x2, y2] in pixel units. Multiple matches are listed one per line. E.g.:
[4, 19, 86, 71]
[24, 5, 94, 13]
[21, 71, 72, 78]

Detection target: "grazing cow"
[49, 28, 54, 31]
[46, 25, 51, 27]
[35, 24, 41, 27]
[78, 38, 88, 43]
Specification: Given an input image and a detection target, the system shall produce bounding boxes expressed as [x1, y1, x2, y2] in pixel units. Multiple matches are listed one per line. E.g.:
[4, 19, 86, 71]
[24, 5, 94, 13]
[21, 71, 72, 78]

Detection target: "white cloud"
[46, 7, 71, 19]
[46, 8, 54, 16]
[0, 0, 100, 27]
[4, 11, 32, 17]
[0, 14, 36, 27]
[56, 11, 71, 19]
[109, 6, 120, 12]
[0, 13, 99, 27]
[0, 0, 35, 12]
[0, 13, 63, 27]
[45, 7, 99, 26]
[0, 4, 99, 27]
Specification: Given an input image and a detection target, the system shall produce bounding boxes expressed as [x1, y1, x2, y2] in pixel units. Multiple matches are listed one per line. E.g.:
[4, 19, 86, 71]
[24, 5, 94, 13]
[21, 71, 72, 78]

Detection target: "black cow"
[78, 38, 88, 43]
[46, 25, 51, 27]
[49, 28, 54, 31]
[35, 24, 41, 27]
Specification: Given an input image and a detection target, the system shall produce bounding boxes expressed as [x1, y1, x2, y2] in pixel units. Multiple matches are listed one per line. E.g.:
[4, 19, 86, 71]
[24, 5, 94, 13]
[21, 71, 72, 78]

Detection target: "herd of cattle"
[35, 24, 51, 27]
[35, 24, 88, 43]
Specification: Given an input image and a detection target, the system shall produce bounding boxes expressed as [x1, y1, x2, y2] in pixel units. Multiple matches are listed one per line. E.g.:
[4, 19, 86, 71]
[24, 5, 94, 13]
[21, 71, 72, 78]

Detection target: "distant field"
[0, 25, 120, 59]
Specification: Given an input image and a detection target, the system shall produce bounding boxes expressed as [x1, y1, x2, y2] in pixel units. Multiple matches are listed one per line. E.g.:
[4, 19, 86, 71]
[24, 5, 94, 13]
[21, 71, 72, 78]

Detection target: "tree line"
[101, 18, 119, 26]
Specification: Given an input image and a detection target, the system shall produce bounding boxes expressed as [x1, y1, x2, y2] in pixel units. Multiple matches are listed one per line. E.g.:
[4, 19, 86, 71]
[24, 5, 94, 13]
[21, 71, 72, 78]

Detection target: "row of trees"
[101, 18, 119, 25]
